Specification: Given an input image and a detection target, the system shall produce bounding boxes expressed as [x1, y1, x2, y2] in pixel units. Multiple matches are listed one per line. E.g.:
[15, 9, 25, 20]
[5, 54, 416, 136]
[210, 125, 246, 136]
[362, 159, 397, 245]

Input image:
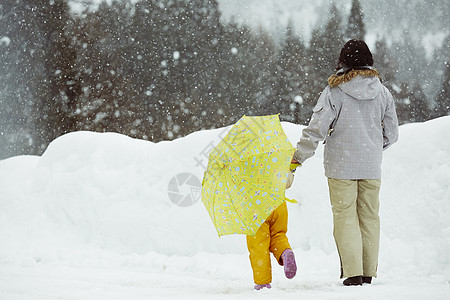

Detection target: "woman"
[292, 39, 399, 286]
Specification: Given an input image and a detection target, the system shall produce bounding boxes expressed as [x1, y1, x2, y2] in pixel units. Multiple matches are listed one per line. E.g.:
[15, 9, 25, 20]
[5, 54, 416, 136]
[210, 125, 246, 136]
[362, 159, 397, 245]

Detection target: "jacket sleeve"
[382, 90, 399, 150]
[293, 87, 336, 164]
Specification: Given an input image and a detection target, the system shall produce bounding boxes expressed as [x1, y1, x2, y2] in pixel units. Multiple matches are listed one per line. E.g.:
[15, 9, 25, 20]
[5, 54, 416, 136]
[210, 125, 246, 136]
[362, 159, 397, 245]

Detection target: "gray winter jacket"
[293, 70, 399, 179]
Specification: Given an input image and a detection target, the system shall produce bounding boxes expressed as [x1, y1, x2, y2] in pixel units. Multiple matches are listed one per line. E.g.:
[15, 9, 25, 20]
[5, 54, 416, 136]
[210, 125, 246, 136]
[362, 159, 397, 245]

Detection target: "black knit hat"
[337, 39, 374, 70]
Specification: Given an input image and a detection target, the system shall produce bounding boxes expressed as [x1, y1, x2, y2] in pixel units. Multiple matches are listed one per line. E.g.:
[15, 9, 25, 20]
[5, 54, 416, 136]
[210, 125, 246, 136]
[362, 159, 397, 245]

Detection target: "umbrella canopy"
[201, 114, 295, 236]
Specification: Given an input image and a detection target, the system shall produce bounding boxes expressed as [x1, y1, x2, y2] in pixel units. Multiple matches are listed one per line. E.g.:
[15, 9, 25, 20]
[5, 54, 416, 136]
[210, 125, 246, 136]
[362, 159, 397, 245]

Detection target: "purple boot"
[254, 284, 271, 290]
[281, 249, 297, 279]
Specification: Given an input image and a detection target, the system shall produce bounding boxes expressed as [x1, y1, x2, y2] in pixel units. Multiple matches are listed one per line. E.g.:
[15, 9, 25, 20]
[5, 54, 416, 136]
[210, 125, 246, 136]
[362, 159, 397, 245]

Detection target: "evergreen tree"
[306, 3, 343, 108]
[35, 0, 81, 145]
[393, 32, 431, 98]
[393, 82, 430, 124]
[219, 22, 276, 125]
[0, 3, 29, 158]
[168, 0, 224, 138]
[70, 0, 227, 142]
[391, 82, 412, 125]
[434, 60, 450, 118]
[273, 20, 307, 123]
[246, 27, 278, 118]
[73, 1, 140, 137]
[129, 0, 169, 141]
[392, 31, 432, 122]
[409, 83, 430, 122]
[218, 21, 249, 124]
[0, 0, 49, 157]
[345, 0, 366, 40]
[432, 36, 450, 118]
[373, 37, 398, 87]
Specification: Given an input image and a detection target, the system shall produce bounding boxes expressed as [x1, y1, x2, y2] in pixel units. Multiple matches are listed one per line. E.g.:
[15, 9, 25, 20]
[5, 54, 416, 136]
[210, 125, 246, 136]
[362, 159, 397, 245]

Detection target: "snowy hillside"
[0, 117, 449, 299]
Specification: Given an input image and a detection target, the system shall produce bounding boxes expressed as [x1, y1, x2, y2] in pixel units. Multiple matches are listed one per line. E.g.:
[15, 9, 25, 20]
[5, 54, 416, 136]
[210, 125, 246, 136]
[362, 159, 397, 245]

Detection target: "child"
[246, 164, 299, 290]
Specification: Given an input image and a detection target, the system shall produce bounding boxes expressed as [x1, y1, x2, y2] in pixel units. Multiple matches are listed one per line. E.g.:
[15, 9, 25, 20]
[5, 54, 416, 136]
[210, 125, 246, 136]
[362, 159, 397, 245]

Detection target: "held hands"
[290, 158, 301, 173]
[285, 157, 301, 193]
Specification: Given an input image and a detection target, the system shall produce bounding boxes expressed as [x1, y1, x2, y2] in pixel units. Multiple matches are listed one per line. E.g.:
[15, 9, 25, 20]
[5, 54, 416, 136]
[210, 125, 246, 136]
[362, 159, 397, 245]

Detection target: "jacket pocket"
[312, 105, 324, 113]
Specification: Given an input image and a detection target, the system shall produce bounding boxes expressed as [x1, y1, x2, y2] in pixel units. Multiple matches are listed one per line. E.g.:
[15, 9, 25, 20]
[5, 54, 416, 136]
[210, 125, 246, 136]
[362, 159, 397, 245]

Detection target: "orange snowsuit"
[246, 201, 292, 284]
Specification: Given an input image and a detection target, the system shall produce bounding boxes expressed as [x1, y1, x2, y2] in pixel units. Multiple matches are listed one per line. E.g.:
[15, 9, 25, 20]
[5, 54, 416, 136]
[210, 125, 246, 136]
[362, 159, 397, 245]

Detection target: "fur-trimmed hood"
[328, 68, 381, 88]
[328, 68, 382, 100]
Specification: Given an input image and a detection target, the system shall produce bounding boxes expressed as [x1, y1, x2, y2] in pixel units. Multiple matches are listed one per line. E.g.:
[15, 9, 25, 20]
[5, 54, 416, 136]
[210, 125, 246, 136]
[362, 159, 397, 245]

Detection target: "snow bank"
[0, 129, 244, 262]
[0, 117, 449, 284]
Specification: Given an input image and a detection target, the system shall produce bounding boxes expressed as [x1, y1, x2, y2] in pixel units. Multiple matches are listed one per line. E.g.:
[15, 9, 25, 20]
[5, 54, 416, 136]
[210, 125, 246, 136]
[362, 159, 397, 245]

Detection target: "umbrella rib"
[225, 149, 295, 235]
[224, 172, 254, 235]
[211, 170, 221, 237]
[226, 149, 294, 166]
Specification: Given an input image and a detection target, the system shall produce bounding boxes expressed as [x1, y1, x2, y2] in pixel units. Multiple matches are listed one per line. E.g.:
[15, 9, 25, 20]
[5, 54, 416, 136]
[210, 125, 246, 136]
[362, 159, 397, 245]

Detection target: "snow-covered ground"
[1, 117, 449, 299]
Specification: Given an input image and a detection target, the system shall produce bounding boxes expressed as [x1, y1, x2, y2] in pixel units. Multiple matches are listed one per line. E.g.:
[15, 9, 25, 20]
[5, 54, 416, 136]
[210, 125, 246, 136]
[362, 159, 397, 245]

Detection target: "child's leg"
[268, 201, 297, 279]
[246, 220, 272, 284]
[268, 201, 292, 264]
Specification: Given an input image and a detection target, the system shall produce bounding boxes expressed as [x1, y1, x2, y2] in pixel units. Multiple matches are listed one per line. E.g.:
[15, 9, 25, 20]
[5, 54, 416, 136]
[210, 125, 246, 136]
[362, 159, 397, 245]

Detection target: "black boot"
[343, 276, 362, 286]
[362, 276, 372, 284]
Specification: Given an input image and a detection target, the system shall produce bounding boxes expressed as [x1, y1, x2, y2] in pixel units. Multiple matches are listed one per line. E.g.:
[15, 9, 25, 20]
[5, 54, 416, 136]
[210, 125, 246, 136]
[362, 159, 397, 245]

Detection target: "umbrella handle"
[285, 197, 298, 204]
[290, 162, 301, 172]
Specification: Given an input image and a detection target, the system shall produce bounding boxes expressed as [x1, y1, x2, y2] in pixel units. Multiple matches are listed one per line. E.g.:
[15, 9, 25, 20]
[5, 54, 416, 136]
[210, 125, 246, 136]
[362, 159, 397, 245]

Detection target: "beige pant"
[328, 178, 381, 278]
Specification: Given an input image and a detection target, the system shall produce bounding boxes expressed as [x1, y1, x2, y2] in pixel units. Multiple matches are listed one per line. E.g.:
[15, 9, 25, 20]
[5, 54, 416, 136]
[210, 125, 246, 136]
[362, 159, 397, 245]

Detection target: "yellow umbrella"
[201, 114, 296, 237]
